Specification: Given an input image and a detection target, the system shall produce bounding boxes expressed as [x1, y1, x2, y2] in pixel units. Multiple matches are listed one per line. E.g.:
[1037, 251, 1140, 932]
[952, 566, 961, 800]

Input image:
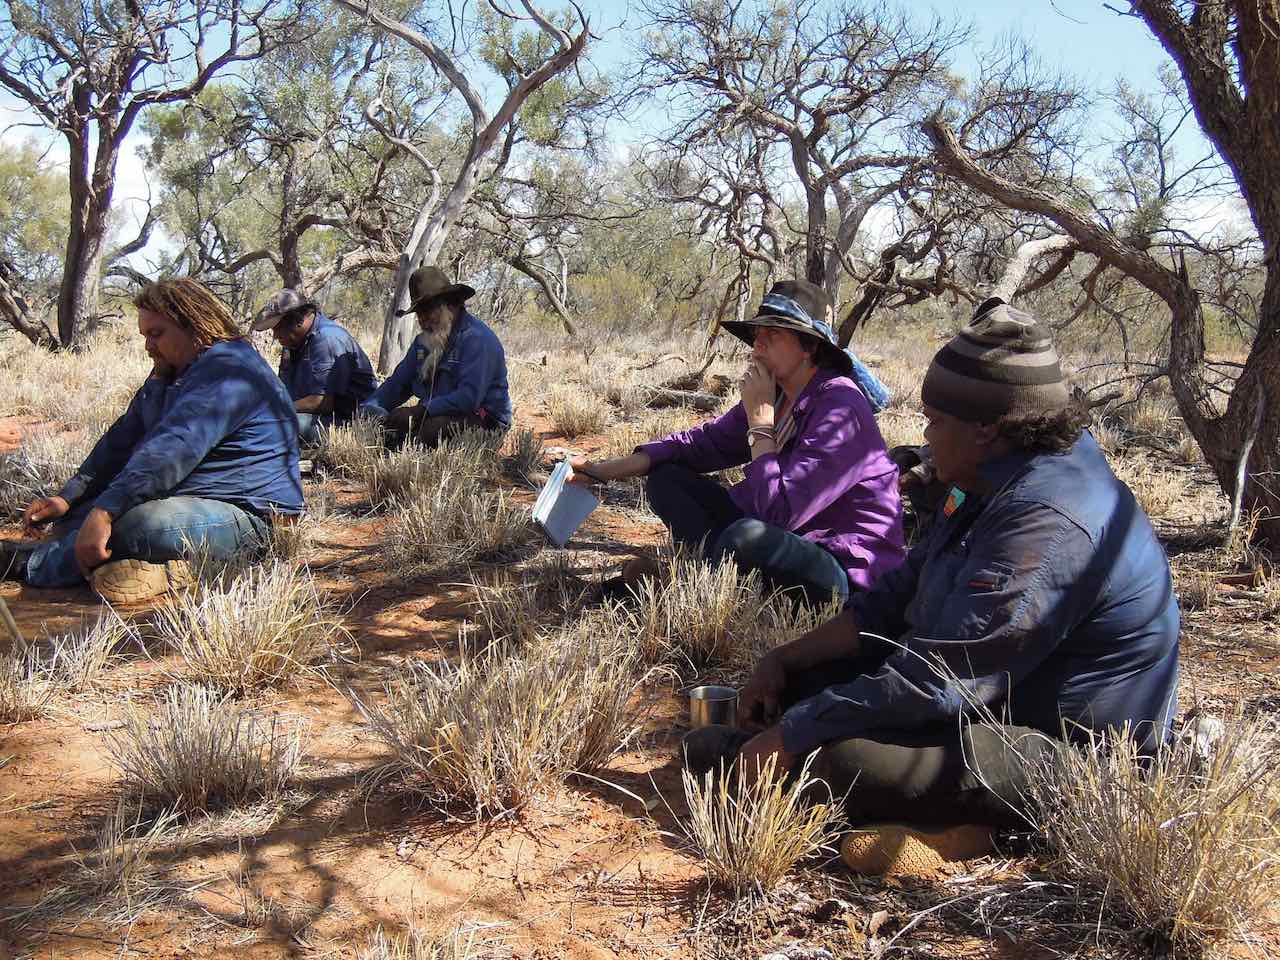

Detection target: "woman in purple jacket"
[572, 280, 905, 605]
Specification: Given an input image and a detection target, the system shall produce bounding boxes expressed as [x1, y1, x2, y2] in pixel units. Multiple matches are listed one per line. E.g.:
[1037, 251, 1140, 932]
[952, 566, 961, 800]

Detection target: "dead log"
[642, 386, 721, 413]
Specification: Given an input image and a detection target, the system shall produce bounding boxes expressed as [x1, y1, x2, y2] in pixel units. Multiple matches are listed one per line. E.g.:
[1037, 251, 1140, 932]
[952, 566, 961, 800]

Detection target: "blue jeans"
[644, 463, 849, 605]
[25, 497, 270, 589]
[296, 412, 331, 445]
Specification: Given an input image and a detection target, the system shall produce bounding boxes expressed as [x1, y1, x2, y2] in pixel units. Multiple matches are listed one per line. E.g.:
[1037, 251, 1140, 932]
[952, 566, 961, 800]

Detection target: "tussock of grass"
[468, 552, 589, 647]
[0, 425, 93, 519]
[41, 606, 137, 690]
[605, 553, 838, 669]
[9, 801, 182, 929]
[389, 473, 535, 570]
[351, 628, 649, 817]
[679, 753, 843, 897]
[315, 416, 385, 477]
[362, 430, 505, 509]
[362, 443, 435, 507]
[547, 386, 609, 438]
[0, 644, 55, 722]
[265, 512, 318, 561]
[106, 685, 302, 814]
[502, 426, 543, 485]
[1111, 454, 1188, 518]
[154, 560, 349, 693]
[359, 922, 502, 959]
[1028, 713, 1280, 952]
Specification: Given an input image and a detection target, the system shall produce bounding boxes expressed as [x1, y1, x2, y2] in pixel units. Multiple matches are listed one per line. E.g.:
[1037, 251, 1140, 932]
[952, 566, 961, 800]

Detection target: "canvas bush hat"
[252, 288, 319, 332]
[921, 297, 1070, 422]
[721, 279, 854, 376]
[396, 266, 477, 317]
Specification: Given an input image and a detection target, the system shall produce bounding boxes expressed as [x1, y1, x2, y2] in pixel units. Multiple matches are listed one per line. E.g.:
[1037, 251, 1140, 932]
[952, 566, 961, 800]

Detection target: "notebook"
[532, 460, 599, 547]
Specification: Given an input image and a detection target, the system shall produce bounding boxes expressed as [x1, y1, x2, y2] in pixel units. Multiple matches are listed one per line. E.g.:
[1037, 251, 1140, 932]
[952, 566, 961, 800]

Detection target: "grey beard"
[415, 323, 451, 382]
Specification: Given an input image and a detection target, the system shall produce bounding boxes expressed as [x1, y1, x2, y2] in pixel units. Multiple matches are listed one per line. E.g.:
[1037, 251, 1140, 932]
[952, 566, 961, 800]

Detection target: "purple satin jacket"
[638, 369, 906, 591]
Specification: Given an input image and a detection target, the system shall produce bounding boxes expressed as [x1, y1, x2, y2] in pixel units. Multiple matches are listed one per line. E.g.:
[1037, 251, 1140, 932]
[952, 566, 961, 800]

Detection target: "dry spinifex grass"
[606, 552, 843, 669]
[359, 922, 506, 959]
[679, 754, 843, 898]
[1028, 712, 1280, 953]
[350, 626, 651, 818]
[389, 470, 535, 570]
[106, 684, 302, 815]
[154, 560, 349, 694]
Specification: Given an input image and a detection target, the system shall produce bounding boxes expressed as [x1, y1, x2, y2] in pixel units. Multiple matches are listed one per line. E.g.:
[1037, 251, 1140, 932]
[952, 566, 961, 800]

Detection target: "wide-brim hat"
[252, 288, 319, 332]
[720, 279, 853, 376]
[396, 265, 476, 317]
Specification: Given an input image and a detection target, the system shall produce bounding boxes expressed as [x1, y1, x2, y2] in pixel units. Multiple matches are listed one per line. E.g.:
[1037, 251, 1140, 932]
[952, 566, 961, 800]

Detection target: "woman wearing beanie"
[685, 297, 1181, 878]
[571, 279, 905, 606]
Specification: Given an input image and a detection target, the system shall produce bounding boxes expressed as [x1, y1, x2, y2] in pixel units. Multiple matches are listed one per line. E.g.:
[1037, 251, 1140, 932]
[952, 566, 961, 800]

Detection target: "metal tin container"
[688, 685, 738, 728]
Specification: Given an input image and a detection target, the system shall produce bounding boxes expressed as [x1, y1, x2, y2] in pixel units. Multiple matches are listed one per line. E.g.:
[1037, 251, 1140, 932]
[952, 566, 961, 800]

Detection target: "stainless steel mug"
[688, 685, 739, 728]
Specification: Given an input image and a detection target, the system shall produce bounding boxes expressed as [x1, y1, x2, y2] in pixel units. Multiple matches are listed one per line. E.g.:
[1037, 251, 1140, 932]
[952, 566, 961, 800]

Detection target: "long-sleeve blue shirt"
[361, 311, 512, 429]
[57, 339, 304, 519]
[278, 312, 376, 419]
[779, 431, 1180, 757]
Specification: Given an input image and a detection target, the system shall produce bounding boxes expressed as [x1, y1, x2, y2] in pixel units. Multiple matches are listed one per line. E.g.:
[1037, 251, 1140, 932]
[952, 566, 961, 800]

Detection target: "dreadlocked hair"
[133, 279, 243, 350]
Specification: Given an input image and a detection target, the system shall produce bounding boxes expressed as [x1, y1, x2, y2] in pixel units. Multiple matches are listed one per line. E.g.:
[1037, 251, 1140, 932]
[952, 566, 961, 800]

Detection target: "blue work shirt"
[58, 339, 304, 520]
[362, 311, 512, 429]
[278, 312, 376, 420]
[780, 431, 1180, 757]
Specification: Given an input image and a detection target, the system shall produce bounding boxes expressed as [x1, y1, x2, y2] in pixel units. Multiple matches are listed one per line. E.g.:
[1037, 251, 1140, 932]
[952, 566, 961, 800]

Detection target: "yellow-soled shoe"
[91, 558, 193, 604]
[839, 823, 994, 877]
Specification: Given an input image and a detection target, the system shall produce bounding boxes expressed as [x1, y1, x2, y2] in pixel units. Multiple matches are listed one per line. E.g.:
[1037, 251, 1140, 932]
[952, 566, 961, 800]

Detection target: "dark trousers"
[384, 406, 490, 449]
[644, 463, 849, 605]
[784, 657, 1060, 829]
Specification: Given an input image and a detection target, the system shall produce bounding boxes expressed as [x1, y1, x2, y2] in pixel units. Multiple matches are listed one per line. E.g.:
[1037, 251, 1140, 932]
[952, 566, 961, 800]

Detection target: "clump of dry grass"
[389, 472, 535, 570]
[41, 606, 138, 690]
[350, 628, 649, 817]
[547, 385, 609, 438]
[1177, 567, 1219, 611]
[501, 426, 543, 485]
[9, 801, 183, 930]
[314, 416, 385, 477]
[679, 754, 843, 897]
[264, 512, 319, 561]
[0, 425, 94, 519]
[106, 685, 302, 815]
[362, 443, 435, 507]
[1111, 454, 1188, 519]
[467, 552, 590, 647]
[154, 560, 349, 693]
[0, 644, 55, 722]
[1028, 714, 1280, 952]
[359, 922, 503, 959]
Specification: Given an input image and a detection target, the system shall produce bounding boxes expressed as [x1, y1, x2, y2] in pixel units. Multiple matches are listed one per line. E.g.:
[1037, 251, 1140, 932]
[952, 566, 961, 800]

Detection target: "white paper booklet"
[532, 460, 599, 547]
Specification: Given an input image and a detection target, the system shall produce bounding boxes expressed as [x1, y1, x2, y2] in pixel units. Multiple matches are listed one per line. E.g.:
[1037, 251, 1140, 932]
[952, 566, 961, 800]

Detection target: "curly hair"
[994, 397, 1093, 454]
[133, 279, 242, 350]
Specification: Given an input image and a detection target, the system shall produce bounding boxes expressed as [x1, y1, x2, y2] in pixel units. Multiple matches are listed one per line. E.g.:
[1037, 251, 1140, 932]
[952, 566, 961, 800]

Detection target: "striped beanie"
[921, 298, 1069, 422]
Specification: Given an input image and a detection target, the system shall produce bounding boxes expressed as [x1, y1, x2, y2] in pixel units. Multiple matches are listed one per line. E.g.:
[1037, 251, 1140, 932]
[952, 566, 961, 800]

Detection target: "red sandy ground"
[0, 413, 1276, 959]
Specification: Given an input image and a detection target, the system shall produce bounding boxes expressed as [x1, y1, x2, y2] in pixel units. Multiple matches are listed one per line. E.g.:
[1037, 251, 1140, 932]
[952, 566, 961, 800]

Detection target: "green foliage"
[0, 140, 69, 295]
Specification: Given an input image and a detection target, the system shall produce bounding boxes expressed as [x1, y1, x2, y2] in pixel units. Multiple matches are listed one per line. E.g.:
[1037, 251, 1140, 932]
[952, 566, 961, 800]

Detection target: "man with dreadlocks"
[360, 266, 512, 447]
[0, 278, 304, 603]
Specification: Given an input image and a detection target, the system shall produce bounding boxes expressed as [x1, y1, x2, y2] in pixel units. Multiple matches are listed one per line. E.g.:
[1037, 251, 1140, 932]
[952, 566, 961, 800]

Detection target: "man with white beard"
[361, 266, 512, 447]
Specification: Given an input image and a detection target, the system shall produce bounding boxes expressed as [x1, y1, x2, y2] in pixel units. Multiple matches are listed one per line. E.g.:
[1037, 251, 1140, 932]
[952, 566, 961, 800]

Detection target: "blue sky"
[2, 0, 1191, 261]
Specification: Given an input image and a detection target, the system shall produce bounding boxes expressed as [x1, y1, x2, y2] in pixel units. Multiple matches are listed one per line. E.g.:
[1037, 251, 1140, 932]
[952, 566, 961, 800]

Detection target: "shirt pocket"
[952, 559, 1017, 637]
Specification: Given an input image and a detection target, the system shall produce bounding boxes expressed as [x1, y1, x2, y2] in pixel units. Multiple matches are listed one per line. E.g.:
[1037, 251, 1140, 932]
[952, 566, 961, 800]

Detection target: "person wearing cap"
[571, 279, 905, 606]
[1, 279, 303, 602]
[682, 297, 1181, 877]
[360, 266, 512, 447]
[252, 289, 377, 445]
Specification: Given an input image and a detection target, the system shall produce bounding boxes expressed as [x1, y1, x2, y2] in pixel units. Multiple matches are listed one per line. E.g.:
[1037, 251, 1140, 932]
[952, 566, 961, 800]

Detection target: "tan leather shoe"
[839, 823, 994, 877]
[91, 558, 194, 604]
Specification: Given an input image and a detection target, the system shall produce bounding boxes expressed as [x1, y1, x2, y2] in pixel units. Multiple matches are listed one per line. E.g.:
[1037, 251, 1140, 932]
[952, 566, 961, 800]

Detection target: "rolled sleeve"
[781, 500, 1094, 752]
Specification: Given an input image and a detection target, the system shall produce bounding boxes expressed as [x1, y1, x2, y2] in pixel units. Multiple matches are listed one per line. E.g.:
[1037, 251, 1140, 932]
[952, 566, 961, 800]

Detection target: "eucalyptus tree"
[0, 0, 305, 347]
[329, 0, 592, 370]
